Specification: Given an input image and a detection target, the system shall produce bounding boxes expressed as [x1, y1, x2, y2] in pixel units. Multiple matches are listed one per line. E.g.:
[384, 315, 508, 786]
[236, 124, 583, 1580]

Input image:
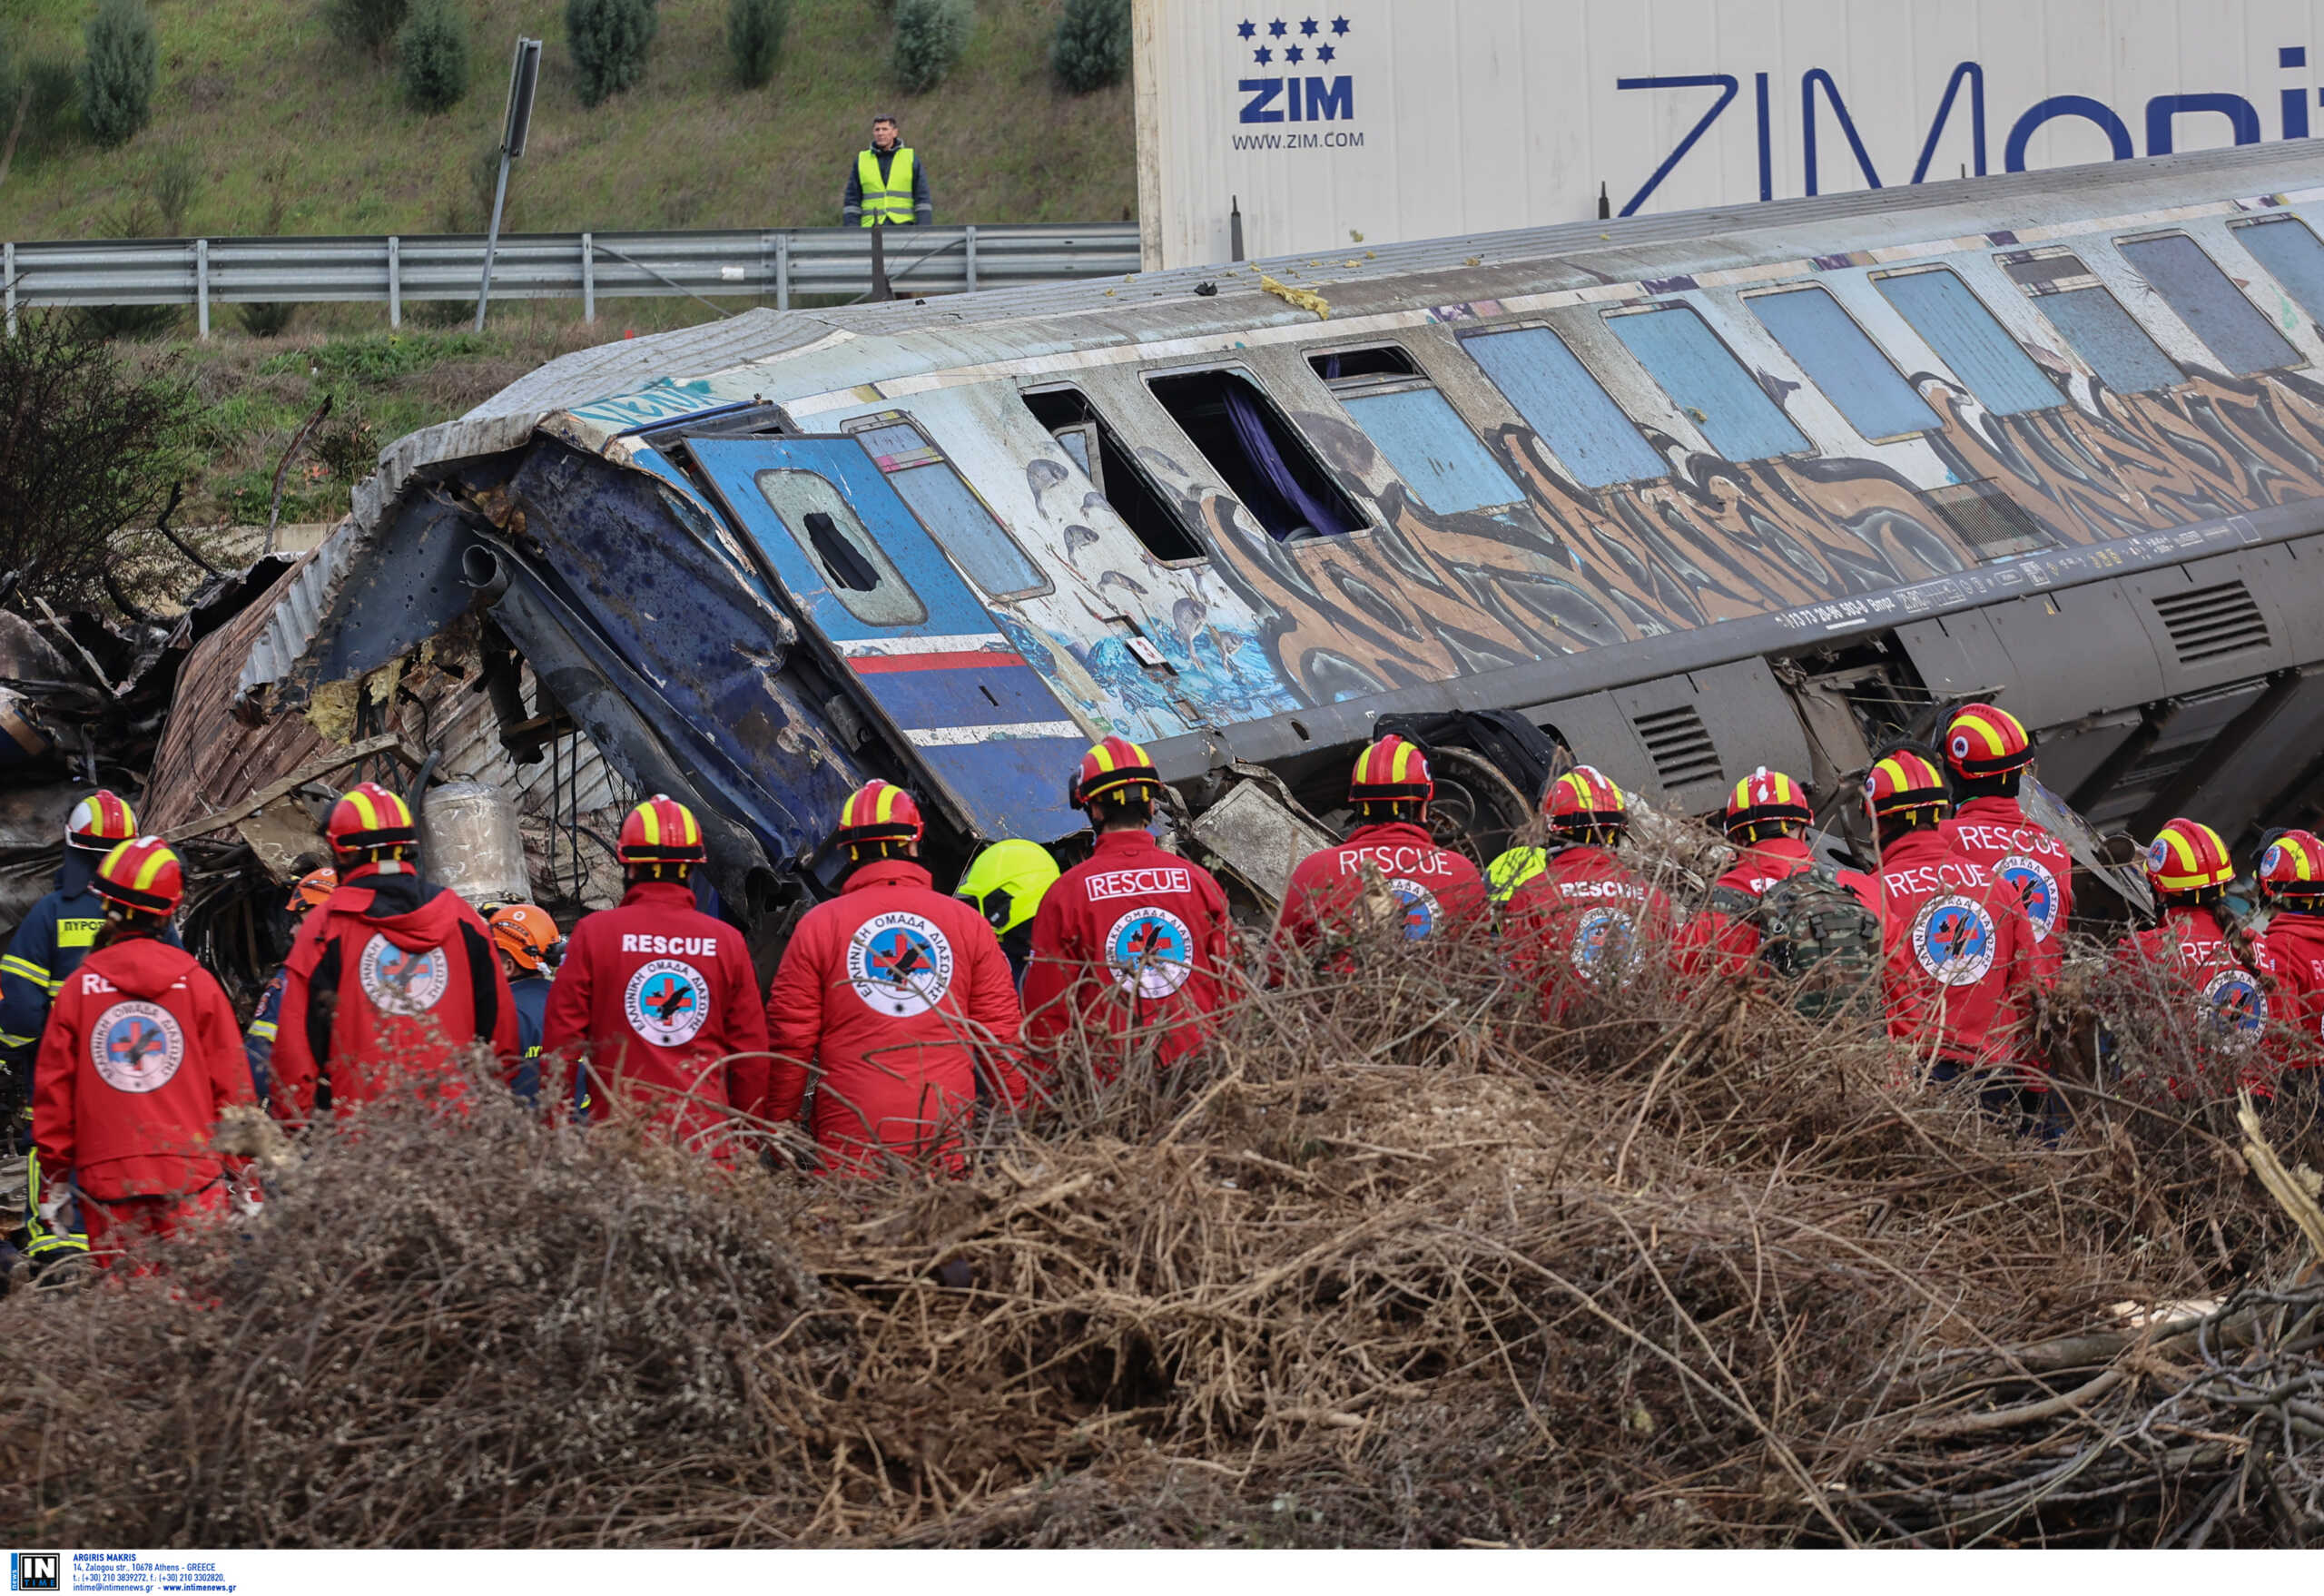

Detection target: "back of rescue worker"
[2113, 818, 2278, 1098]
[2259, 831, 2324, 1093]
[1275, 735, 1485, 967]
[1675, 768, 1822, 977]
[1936, 704, 2075, 983]
[1503, 767, 1677, 1015]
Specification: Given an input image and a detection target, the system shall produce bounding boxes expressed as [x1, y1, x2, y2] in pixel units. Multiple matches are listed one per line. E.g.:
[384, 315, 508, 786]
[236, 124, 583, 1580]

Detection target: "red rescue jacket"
[1942, 794, 2075, 983]
[1274, 820, 1486, 960]
[2113, 904, 2280, 1096]
[1502, 844, 1677, 1016]
[2262, 911, 2324, 1067]
[33, 933, 253, 1201]
[765, 859, 1028, 1173]
[1867, 828, 2040, 1073]
[540, 880, 771, 1150]
[270, 862, 517, 1124]
[1021, 829, 1233, 1069]
[1674, 835, 1817, 977]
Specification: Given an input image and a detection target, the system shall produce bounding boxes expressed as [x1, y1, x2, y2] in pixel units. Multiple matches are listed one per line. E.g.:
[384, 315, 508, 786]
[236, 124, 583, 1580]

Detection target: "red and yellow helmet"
[287, 867, 338, 911]
[2259, 829, 2324, 901]
[326, 783, 418, 857]
[617, 794, 707, 865]
[1070, 735, 1159, 810]
[1543, 765, 1627, 835]
[66, 790, 138, 852]
[1942, 703, 2034, 780]
[2146, 818, 2236, 897]
[1865, 750, 1951, 822]
[488, 902, 564, 972]
[834, 780, 924, 848]
[1348, 734, 1433, 805]
[94, 836, 183, 917]
[1723, 766, 1812, 838]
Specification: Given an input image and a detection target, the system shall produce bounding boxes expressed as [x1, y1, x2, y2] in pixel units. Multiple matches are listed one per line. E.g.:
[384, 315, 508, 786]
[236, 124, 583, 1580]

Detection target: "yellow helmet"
[955, 839, 1059, 936]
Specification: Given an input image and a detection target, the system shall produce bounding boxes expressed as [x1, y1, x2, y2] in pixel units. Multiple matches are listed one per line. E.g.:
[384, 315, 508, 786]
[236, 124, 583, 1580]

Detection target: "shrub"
[80, 0, 159, 148]
[397, 0, 471, 113]
[74, 198, 181, 340]
[147, 143, 199, 233]
[322, 0, 411, 62]
[236, 300, 299, 338]
[726, 0, 790, 87]
[566, 0, 658, 107]
[1049, 0, 1128, 93]
[889, 0, 971, 94]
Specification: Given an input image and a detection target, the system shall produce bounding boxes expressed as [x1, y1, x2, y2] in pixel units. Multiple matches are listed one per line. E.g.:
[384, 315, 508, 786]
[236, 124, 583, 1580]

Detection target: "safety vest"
[856, 147, 917, 225]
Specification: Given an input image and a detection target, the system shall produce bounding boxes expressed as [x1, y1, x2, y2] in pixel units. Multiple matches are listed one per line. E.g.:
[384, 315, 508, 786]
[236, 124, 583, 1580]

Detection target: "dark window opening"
[1145, 367, 1369, 543]
[1309, 345, 1419, 384]
[1020, 387, 1206, 563]
[803, 511, 880, 590]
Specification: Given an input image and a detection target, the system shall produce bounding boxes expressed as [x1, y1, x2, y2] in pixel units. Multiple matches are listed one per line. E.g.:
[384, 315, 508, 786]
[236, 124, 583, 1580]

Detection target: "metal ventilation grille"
[2152, 580, 2270, 665]
[1632, 704, 1722, 788]
[1920, 479, 2058, 561]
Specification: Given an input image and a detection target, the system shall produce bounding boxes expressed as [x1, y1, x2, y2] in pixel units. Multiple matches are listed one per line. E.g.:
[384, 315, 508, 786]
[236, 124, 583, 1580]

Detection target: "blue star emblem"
[1300, 15, 1319, 34]
[1285, 44, 1303, 62]
[1254, 44, 1272, 63]
[1316, 43, 1334, 62]
[1236, 19, 1256, 38]
[1268, 17, 1288, 36]
[1331, 15, 1351, 34]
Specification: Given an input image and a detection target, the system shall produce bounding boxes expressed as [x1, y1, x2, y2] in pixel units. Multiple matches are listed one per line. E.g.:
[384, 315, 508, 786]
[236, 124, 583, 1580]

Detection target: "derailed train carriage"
[154, 140, 2324, 952]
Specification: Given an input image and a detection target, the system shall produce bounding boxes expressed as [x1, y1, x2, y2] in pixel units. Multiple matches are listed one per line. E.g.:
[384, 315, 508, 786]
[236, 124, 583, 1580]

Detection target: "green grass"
[0, 0, 1137, 240]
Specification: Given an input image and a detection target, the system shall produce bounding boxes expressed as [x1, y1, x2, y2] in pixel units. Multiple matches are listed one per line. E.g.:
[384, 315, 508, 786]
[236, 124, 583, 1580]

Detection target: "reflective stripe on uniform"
[248, 1018, 278, 1041]
[0, 1029, 33, 1048]
[1, 953, 53, 990]
[23, 1148, 89, 1257]
[856, 147, 917, 224]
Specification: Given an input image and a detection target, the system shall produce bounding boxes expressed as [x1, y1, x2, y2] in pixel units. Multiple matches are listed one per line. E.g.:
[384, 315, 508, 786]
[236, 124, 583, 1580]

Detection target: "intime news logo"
[10, 1553, 60, 1592]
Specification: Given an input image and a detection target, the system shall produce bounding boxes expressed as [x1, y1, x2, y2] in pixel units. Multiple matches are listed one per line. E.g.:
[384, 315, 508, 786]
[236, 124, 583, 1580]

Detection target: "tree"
[80, 0, 158, 148]
[322, 0, 412, 63]
[726, 0, 790, 88]
[889, 0, 970, 94]
[398, 0, 471, 113]
[1050, 0, 1128, 93]
[566, 0, 657, 107]
[0, 315, 197, 611]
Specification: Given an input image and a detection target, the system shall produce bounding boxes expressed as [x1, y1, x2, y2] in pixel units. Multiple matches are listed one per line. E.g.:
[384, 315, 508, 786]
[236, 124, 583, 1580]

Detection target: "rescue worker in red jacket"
[270, 783, 517, 1126]
[542, 796, 769, 1153]
[2258, 830, 2324, 1103]
[1938, 703, 2074, 983]
[32, 839, 254, 1269]
[1022, 737, 1233, 1072]
[1862, 751, 2043, 1118]
[1274, 734, 1486, 964]
[1503, 765, 1676, 1014]
[1676, 767, 1823, 977]
[2112, 817, 2279, 1101]
[764, 781, 1029, 1173]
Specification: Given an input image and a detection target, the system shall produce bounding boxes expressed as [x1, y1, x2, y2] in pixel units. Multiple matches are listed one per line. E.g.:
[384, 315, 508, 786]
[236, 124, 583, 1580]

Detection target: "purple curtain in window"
[1222, 381, 1351, 537]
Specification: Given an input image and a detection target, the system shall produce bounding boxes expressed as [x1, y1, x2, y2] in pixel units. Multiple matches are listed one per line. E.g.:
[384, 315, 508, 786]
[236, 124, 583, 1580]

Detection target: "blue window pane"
[1875, 270, 2062, 415]
[1460, 326, 1668, 488]
[1748, 286, 1941, 439]
[2117, 234, 2295, 375]
[1340, 387, 1521, 514]
[2032, 287, 2185, 394]
[888, 463, 1049, 597]
[2233, 215, 2324, 323]
[1603, 305, 1811, 461]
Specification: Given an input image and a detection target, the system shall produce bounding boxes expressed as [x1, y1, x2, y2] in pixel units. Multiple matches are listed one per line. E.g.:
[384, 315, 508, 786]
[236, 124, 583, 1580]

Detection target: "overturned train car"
[188, 141, 2324, 937]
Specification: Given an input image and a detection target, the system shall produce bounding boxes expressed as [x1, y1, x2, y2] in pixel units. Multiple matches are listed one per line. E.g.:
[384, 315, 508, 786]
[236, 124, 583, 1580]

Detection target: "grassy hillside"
[0, 0, 1136, 240]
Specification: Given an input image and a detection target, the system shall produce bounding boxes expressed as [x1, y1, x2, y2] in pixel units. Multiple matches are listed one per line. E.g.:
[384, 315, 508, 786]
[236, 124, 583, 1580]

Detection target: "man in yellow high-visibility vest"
[842, 113, 931, 227]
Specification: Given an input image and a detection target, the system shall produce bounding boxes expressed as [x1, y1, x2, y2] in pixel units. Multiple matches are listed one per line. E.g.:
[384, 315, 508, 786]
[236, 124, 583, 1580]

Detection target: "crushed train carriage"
[153, 140, 2324, 949]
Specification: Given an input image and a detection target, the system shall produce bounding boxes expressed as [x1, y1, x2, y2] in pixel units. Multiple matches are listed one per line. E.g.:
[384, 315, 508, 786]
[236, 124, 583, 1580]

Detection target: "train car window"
[1458, 325, 1667, 487]
[2229, 214, 2324, 324]
[2116, 232, 2299, 375]
[1603, 304, 1812, 461]
[1019, 387, 1207, 562]
[842, 415, 1049, 599]
[1144, 367, 1369, 543]
[1308, 346, 1419, 381]
[1874, 267, 2063, 415]
[1337, 388, 1522, 515]
[753, 469, 927, 626]
[1747, 286, 1941, 439]
[1997, 248, 2184, 394]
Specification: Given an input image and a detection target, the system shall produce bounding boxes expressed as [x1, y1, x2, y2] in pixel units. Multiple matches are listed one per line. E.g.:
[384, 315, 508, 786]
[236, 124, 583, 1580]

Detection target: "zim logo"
[357, 933, 448, 1016]
[1910, 895, 1996, 986]
[90, 1000, 185, 1093]
[1387, 878, 1441, 940]
[1107, 907, 1196, 1000]
[1571, 906, 1638, 986]
[1996, 855, 2062, 942]
[845, 911, 956, 1018]
[2200, 968, 2267, 1049]
[624, 958, 710, 1048]
[1232, 14, 1360, 141]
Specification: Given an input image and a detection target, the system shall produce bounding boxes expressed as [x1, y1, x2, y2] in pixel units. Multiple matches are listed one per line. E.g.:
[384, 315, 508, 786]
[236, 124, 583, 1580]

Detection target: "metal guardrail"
[0, 222, 1143, 334]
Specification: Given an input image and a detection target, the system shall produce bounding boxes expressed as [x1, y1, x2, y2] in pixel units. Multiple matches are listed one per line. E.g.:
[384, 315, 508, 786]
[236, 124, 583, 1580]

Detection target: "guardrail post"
[195, 238, 210, 339]
[4, 241, 15, 337]
[388, 236, 401, 329]
[965, 224, 978, 293]
[581, 232, 596, 322]
[775, 231, 790, 310]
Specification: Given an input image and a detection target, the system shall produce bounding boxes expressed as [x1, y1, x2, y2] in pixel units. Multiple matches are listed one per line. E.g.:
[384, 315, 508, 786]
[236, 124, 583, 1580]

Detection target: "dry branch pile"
[2, 925, 2319, 1549]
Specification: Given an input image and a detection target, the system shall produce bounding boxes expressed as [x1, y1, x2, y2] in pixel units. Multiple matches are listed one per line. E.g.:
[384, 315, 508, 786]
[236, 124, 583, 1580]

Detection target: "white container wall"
[1133, 0, 2324, 268]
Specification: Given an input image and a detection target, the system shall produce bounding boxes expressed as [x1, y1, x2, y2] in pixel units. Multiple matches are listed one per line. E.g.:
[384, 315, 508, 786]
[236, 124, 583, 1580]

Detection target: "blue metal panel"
[887, 460, 1049, 597]
[1748, 286, 1941, 439]
[1460, 325, 1667, 487]
[1339, 387, 1522, 513]
[2232, 215, 2324, 324]
[2119, 233, 2297, 375]
[2033, 286, 2186, 394]
[1875, 269, 2063, 415]
[1604, 304, 1812, 461]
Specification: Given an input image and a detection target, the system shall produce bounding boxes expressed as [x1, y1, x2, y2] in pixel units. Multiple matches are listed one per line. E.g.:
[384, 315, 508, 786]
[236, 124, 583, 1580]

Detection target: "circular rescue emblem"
[1910, 895, 1997, 986]
[90, 1000, 183, 1093]
[1949, 732, 1973, 763]
[624, 958, 710, 1048]
[1387, 878, 1442, 941]
[846, 911, 956, 1017]
[2200, 967, 2268, 1049]
[1996, 854, 2063, 942]
[1106, 907, 1196, 999]
[2262, 842, 2285, 879]
[357, 933, 448, 1015]
[2146, 837, 2172, 875]
[1571, 907, 1638, 985]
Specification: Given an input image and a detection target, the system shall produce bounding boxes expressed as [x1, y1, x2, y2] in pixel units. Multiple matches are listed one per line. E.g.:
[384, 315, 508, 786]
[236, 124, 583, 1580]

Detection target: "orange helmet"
[93, 836, 183, 917]
[326, 783, 418, 857]
[617, 793, 707, 865]
[66, 789, 138, 852]
[1723, 766, 1812, 839]
[1942, 703, 2034, 780]
[1348, 734, 1433, 805]
[287, 867, 338, 911]
[1543, 765, 1627, 836]
[2259, 829, 2324, 902]
[488, 902, 564, 973]
[834, 780, 924, 848]
[1865, 750, 1951, 823]
[1070, 735, 1159, 810]
[2146, 818, 2236, 897]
